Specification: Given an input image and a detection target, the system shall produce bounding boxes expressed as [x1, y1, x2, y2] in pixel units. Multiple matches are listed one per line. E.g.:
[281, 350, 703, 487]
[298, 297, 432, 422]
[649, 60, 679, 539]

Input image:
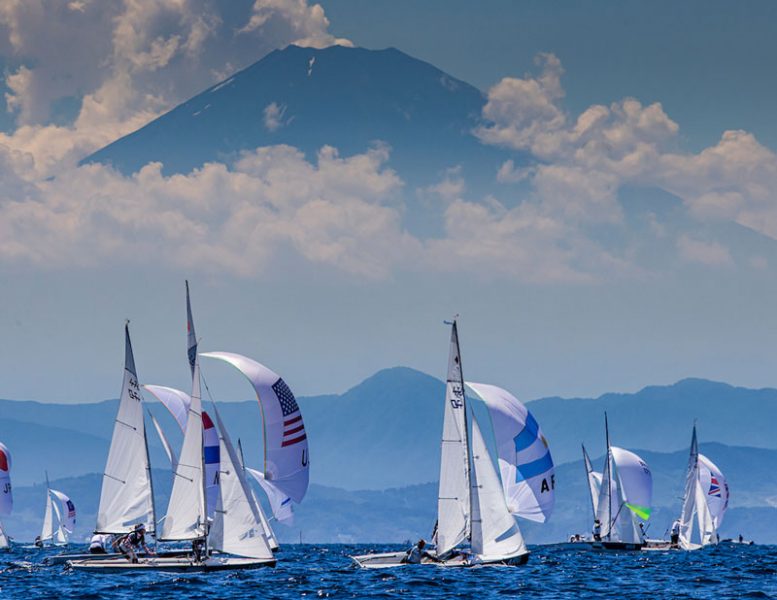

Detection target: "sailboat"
[39, 475, 76, 546]
[71, 352, 277, 572]
[0, 442, 12, 550]
[352, 319, 531, 568]
[590, 414, 652, 551]
[675, 425, 729, 550]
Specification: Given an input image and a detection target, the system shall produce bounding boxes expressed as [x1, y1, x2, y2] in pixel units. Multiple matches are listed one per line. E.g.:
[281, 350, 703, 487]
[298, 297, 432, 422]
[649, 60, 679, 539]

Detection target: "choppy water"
[1, 543, 776, 599]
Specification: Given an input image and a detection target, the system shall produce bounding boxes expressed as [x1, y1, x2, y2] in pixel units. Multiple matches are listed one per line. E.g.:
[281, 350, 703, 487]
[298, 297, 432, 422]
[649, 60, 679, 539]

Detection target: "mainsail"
[678, 426, 726, 549]
[435, 319, 471, 557]
[469, 413, 528, 560]
[467, 382, 555, 523]
[160, 356, 206, 541]
[200, 352, 309, 503]
[209, 408, 274, 560]
[95, 324, 156, 534]
[582, 445, 602, 521]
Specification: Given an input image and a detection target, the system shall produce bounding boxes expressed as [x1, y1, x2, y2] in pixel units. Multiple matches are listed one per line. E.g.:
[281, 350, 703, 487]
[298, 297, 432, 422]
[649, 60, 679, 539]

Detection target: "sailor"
[670, 520, 681, 547]
[738, 534, 744, 544]
[115, 523, 154, 564]
[592, 519, 602, 541]
[192, 537, 206, 562]
[89, 533, 113, 554]
[403, 539, 435, 564]
[638, 522, 646, 541]
[34, 535, 43, 548]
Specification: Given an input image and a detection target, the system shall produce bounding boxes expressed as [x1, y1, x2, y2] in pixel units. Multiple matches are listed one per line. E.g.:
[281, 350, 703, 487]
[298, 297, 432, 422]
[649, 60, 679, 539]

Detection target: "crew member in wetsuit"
[402, 539, 436, 564]
[89, 533, 113, 554]
[116, 523, 154, 563]
[670, 520, 681, 547]
[593, 519, 602, 542]
[192, 538, 206, 562]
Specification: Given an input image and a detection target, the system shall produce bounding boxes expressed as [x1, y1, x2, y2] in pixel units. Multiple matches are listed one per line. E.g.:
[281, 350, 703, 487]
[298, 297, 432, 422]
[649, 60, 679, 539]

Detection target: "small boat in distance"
[676, 425, 729, 550]
[589, 414, 652, 551]
[38, 474, 76, 547]
[0, 442, 12, 550]
[352, 318, 535, 568]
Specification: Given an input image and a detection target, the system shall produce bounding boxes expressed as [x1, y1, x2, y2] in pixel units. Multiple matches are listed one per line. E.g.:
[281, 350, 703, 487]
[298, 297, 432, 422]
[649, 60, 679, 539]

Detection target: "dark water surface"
[1, 543, 776, 599]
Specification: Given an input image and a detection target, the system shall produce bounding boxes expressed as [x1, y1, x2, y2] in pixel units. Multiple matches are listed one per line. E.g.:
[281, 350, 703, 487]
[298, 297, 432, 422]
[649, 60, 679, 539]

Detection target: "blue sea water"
[1, 543, 776, 599]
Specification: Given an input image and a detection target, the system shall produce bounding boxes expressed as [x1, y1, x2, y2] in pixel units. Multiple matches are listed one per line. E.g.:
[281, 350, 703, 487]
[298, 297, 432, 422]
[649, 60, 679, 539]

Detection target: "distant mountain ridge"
[4, 369, 777, 489]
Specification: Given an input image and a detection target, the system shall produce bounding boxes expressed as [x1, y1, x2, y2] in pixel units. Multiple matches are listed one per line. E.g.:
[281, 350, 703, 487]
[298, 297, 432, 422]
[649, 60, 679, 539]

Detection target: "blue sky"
[1, 1, 777, 404]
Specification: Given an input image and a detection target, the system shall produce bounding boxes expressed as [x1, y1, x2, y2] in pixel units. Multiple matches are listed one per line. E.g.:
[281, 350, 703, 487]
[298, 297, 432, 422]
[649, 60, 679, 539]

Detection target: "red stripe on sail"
[284, 415, 302, 427]
[284, 424, 304, 436]
[281, 433, 307, 447]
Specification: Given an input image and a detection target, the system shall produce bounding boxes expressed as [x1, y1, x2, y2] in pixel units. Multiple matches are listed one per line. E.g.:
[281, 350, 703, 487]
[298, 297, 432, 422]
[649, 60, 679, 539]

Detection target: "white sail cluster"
[41, 488, 76, 545]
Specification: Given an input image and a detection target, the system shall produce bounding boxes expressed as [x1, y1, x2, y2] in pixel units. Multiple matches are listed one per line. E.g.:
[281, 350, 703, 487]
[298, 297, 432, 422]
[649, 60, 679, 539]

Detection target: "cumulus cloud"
[676, 235, 734, 267]
[477, 53, 777, 266]
[0, 0, 350, 177]
[0, 144, 417, 279]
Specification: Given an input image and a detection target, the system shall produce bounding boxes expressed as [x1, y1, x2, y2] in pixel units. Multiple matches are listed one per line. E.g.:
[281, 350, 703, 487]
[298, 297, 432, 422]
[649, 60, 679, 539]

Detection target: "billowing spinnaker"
[247, 468, 294, 524]
[470, 414, 527, 559]
[210, 408, 273, 559]
[698, 454, 728, 528]
[611, 447, 652, 521]
[161, 358, 205, 541]
[467, 382, 554, 523]
[51, 489, 76, 533]
[436, 320, 471, 556]
[96, 325, 155, 534]
[0, 442, 12, 517]
[200, 352, 309, 503]
[143, 385, 191, 432]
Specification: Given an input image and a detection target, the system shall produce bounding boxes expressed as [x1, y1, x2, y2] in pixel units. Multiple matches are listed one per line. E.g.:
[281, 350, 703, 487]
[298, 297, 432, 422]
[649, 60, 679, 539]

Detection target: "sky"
[2, 0, 777, 404]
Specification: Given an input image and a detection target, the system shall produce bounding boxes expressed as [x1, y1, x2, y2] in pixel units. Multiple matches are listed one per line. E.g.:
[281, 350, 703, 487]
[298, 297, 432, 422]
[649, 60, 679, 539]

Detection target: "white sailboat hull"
[67, 554, 275, 573]
[350, 550, 530, 569]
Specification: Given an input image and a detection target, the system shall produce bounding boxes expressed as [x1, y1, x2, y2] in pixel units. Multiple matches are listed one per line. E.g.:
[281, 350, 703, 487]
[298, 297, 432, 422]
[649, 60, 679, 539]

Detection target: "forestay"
[470, 414, 527, 560]
[160, 357, 206, 541]
[467, 382, 554, 523]
[96, 325, 155, 534]
[210, 409, 274, 560]
[435, 320, 471, 557]
[200, 352, 309, 503]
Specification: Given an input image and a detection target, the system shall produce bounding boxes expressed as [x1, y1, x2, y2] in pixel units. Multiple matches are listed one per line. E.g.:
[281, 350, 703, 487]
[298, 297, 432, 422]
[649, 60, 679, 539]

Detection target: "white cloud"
[263, 102, 288, 132]
[0, 144, 417, 279]
[677, 235, 734, 267]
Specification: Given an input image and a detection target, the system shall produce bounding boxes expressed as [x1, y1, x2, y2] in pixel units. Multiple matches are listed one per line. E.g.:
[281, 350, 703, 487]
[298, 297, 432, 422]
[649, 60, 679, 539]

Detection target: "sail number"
[128, 377, 141, 402]
[450, 385, 464, 409]
[2, 482, 10, 494]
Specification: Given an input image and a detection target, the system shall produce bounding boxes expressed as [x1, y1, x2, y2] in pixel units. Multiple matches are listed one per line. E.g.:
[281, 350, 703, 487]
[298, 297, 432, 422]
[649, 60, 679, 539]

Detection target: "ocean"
[1, 543, 774, 599]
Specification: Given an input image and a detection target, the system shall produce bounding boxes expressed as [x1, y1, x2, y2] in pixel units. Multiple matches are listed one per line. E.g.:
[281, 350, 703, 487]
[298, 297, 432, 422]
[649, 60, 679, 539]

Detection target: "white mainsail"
[160, 356, 206, 541]
[678, 427, 725, 549]
[470, 414, 528, 560]
[96, 324, 156, 534]
[209, 408, 274, 560]
[467, 382, 554, 523]
[200, 352, 309, 503]
[582, 445, 602, 521]
[43, 491, 69, 545]
[436, 319, 471, 557]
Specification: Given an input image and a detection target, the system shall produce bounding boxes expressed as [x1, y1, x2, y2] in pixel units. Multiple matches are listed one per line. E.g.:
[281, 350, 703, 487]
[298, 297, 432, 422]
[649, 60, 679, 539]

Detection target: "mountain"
[5, 370, 777, 490]
[82, 45, 507, 191]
